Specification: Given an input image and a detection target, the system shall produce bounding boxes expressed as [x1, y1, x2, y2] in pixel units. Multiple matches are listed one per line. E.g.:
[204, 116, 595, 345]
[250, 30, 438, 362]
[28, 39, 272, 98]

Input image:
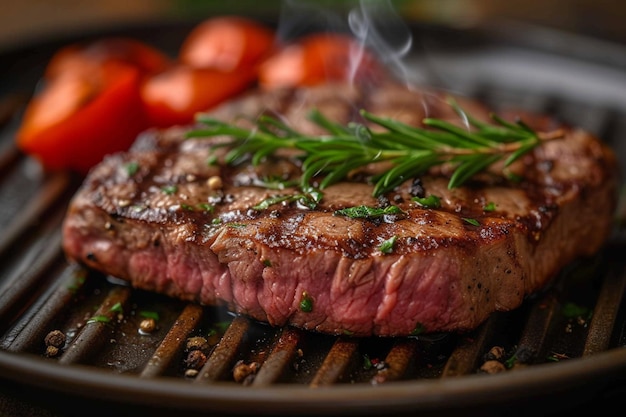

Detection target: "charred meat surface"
[62, 81, 619, 337]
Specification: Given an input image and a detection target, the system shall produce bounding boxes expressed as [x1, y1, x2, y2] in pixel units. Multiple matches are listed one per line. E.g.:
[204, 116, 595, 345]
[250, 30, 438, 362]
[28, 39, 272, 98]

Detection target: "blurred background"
[1, 0, 626, 51]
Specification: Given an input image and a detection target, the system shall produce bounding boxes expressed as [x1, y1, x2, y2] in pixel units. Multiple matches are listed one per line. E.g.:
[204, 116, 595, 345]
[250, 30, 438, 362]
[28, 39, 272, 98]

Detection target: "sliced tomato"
[140, 64, 256, 128]
[44, 37, 172, 80]
[179, 16, 275, 72]
[16, 38, 171, 174]
[258, 33, 385, 89]
[16, 62, 147, 174]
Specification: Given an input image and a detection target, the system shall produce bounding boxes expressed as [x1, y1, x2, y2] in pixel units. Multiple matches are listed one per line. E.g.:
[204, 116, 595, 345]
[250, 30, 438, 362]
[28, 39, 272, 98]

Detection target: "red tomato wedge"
[16, 62, 147, 174]
[44, 37, 172, 80]
[141, 64, 257, 128]
[16, 38, 172, 174]
[179, 16, 275, 72]
[258, 33, 384, 89]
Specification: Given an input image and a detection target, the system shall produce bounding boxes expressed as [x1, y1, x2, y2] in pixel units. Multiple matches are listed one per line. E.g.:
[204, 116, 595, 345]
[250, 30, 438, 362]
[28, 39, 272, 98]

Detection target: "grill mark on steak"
[61, 81, 619, 337]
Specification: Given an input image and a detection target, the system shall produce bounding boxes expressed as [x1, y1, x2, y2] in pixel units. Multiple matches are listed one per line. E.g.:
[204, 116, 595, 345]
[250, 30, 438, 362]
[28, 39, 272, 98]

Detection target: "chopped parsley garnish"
[162, 185, 178, 195]
[463, 217, 480, 226]
[379, 236, 397, 254]
[125, 161, 139, 177]
[412, 195, 441, 208]
[197, 203, 215, 212]
[299, 291, 313, 313]
[253, 188, 322, 210]
[334, 205, 403, 219]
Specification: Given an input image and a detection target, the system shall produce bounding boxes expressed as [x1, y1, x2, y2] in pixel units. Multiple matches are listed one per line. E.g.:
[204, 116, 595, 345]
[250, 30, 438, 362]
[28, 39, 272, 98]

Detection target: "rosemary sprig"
[187, 98, 564, 197]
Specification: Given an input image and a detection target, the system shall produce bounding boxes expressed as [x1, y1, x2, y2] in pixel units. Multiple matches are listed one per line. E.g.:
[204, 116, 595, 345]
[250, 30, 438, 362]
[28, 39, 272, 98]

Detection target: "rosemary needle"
[187, 98, 564, 197]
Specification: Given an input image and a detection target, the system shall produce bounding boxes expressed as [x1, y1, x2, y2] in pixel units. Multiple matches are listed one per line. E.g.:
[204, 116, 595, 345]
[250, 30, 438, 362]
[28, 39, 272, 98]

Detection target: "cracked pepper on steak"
[62, 81, 619, 337]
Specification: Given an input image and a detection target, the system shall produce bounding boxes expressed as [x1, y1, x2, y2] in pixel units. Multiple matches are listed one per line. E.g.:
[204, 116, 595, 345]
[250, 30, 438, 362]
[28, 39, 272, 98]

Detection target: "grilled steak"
[62, 81, 619, 337]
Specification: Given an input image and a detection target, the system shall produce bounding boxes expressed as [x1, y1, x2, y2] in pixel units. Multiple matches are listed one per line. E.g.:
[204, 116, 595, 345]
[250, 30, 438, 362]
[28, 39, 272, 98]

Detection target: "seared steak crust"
[62, 81, 619, 336]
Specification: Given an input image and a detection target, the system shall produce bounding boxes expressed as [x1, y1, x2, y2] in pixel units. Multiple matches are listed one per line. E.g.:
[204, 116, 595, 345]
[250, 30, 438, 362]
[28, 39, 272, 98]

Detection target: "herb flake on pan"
[561, 302, 592, 319]
[110, 302, 123, 314]
[188, 98, 564, 197]
[140, 310, 160, 321]
[363, 354, 373, 370]
[87, 315, 111, 325]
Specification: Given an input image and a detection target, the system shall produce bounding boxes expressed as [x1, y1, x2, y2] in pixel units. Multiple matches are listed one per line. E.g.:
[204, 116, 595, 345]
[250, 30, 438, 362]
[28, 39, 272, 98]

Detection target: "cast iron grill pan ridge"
[0, 20, 625, 417]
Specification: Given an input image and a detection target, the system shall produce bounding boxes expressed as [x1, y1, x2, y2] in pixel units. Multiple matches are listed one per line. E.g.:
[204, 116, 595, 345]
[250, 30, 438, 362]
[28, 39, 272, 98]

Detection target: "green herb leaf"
[504, 353, 518, 369]
[254, 176, 298, 190]
[412, 194, 441, 208]
[410, 323, 426, 336]
[162, 185, 178, 195]
[561, 302, 591, 319]
[87, 315, 111, 325]
[379, 236, 397, 254]
[197, 203, 215, 212]
[363, 354, 373, 370]
[140, 310, 159, 321]
[110, 302, 123, 314]
[334, 205, 404, 219]
[299, 292, 313, 313]
[483, 201, 497, 211]
[252, 188, 322, 211]
[206, 321, 231, 336]
[188, 99, 563, 197]
[463, 217, 480, 226]
[206, 155, 218, 166]
[253, 195, 294, 210]
[125, 161, 139, 177]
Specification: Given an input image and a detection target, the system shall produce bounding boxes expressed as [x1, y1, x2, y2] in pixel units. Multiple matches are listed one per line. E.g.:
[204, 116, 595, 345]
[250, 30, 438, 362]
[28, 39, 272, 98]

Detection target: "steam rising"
[348, 1, 414, 83]
[277, 0, 415, 85]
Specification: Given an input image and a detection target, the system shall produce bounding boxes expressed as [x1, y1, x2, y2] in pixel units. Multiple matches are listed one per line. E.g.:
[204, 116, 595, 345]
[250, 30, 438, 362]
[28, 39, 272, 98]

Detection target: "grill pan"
[1, 17, 626, 417]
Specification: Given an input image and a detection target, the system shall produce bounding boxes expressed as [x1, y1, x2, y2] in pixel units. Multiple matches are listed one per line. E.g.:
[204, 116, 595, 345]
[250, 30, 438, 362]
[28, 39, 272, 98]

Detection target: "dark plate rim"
[1, 347, 625, 414]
